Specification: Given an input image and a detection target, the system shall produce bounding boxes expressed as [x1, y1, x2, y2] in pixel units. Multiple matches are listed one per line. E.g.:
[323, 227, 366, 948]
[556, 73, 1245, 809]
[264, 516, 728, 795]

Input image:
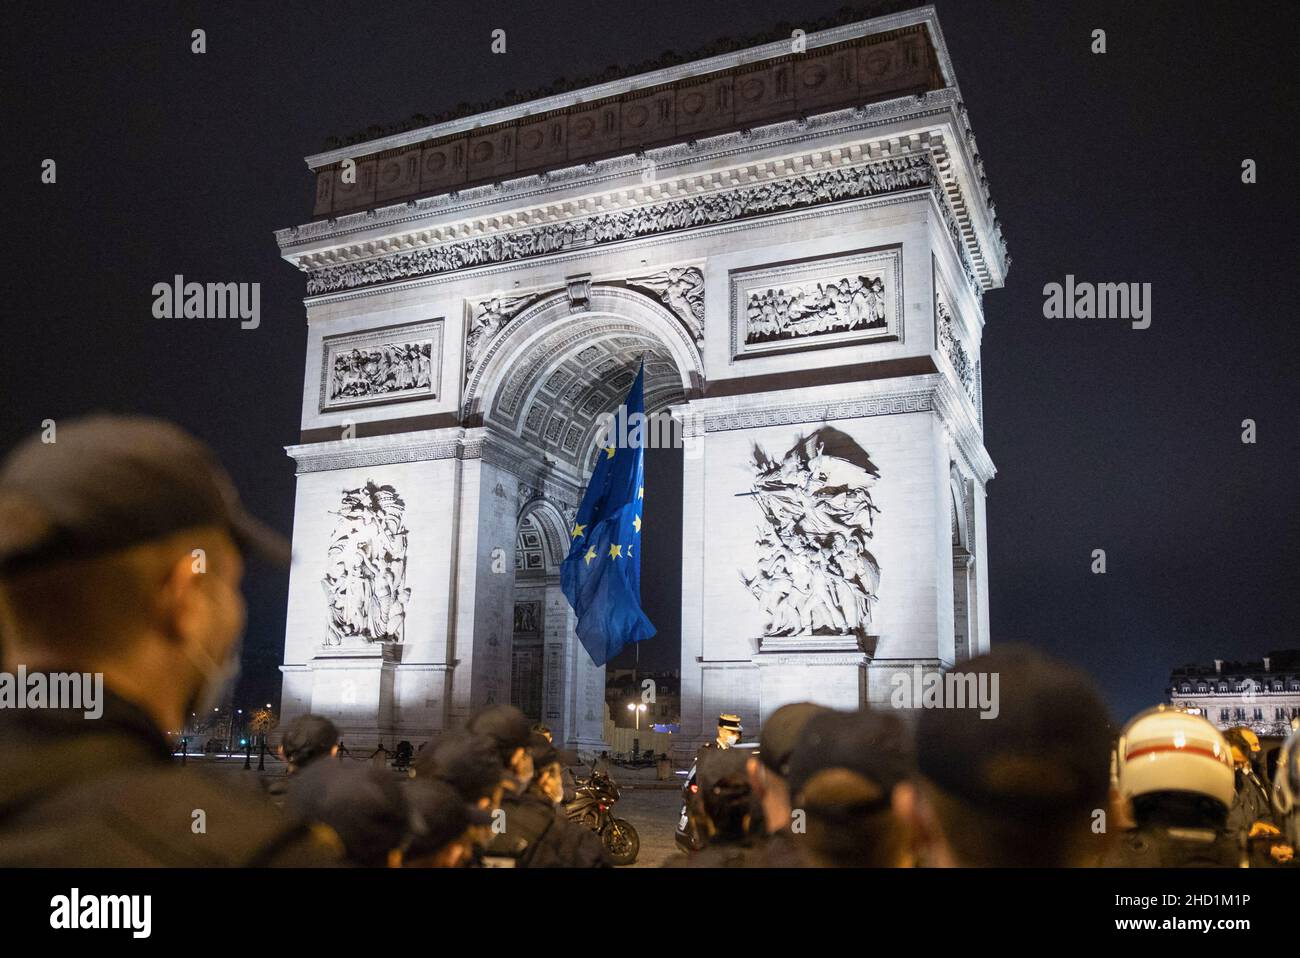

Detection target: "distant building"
[1167, 651, 1300, 736]
[606, 669, 680, 729]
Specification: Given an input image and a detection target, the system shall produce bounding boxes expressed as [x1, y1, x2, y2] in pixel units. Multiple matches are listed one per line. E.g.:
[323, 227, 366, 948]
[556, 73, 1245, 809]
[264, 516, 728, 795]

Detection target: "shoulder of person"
[47, 765, 340, 867]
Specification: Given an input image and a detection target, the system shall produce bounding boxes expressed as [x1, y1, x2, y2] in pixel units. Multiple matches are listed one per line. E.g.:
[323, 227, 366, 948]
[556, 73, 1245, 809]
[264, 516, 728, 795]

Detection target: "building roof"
[1169, 650, 1300, 683]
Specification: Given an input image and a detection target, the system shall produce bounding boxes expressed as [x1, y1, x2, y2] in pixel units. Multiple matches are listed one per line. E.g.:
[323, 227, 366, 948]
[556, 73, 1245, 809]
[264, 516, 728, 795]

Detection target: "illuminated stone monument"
[273, 5, 1007, 753]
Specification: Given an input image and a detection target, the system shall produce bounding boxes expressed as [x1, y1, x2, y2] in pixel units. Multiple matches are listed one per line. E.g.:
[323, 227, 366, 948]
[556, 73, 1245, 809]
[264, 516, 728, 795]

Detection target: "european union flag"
[561, 362, 657, 666]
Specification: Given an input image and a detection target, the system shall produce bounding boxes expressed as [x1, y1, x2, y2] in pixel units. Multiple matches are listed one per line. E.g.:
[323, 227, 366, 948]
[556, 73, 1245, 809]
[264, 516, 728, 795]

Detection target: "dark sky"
[5, 1, 1297, 721]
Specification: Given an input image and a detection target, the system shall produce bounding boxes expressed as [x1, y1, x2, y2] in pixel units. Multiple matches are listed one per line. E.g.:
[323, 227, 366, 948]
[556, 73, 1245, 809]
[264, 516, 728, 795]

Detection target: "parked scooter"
[564, 766, 640, 865]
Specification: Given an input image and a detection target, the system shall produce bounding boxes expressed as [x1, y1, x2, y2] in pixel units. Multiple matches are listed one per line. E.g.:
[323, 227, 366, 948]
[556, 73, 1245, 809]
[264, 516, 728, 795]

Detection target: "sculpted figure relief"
[330, 342, 433, 400]
[626, 266, 706, 344]
[937, 297, 976, 404]
[745, 274, 887, 344]
[740, 429, 881, 639]
[466, 294, 534, 375]
[322, 480, 411, 646]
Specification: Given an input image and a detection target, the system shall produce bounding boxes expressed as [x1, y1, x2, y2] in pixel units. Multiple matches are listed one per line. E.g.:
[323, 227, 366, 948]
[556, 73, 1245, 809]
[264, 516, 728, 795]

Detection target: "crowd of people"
[0, 414, 1296, 869]
[674, 661, 1299, 868]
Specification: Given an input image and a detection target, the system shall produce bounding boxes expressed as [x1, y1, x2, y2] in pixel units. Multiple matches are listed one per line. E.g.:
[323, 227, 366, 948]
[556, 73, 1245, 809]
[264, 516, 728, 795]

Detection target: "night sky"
[6, 1, 1297, 722]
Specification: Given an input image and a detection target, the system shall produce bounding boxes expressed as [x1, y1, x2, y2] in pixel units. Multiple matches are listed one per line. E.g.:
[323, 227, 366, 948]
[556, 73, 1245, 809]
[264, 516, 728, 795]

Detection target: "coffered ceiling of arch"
[489, 326, 684, 470]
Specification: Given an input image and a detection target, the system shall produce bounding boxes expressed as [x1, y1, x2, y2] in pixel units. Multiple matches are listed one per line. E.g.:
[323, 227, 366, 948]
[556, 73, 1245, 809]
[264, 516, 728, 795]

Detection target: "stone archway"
[458, 283, 700, 751]
[277, 9, 1006, 754]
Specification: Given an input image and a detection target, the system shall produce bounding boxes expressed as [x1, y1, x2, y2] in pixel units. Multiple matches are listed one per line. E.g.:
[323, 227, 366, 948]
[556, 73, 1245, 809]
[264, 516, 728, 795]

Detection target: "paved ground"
[613, 784, 687, 868]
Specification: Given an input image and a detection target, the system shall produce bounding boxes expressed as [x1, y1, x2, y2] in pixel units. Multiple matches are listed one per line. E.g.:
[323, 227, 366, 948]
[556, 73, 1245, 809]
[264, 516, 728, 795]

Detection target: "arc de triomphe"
[274, 6, 1007, 754]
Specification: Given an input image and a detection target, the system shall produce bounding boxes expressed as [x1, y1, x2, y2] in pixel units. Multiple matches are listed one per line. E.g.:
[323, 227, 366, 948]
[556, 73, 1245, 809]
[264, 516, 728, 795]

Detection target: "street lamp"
[626, 701, 647, 731]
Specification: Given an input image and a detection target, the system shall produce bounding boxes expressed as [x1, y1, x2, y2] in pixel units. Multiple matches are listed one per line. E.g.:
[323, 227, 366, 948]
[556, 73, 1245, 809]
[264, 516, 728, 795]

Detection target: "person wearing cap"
[1103, 705, 1241, 867]
[265, 714, 341, 807]
[466, 703, 535, 793]
[531, 721, 578, 801]
[0, 415, 338, 867]
[675, 712, 745, 852]
[412, 731, 508, 864]
[905, 646, 1113, 868]
[666, 746, 757, 867]
[485, 732, 610, 868]
[746, 702, 830, 867]
[480, 731, 610, 867]
[783, 709, 914, 867]
[466, 706, 561, 867]
[401, 778, 490, 868]
[286, 760, 411, 868]
[1223, 725, 1275, 839]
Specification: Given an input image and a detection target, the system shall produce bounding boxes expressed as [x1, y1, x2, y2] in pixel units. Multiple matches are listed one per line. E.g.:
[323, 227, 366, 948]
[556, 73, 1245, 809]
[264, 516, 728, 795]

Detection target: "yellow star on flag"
[608, 543, 623, 559]
[604, 445, 615, 459]
[584, 546, 597, 565]
[633, 514, 642, 533]
[637, 486, 644, 499]
[571, 523, 586, 539]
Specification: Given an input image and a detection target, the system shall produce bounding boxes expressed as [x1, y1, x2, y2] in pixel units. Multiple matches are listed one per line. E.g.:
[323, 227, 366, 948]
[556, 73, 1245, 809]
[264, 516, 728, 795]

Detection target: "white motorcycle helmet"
[1115, 705, 1235, 811]
[1273, 720, 1300, 846]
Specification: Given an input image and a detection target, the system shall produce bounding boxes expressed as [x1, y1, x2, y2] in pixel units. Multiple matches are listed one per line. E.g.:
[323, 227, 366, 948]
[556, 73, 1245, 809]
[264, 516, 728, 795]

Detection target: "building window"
[1221, 708, 1230, 722]
[1234, 708, 1246, 721]
[1253, 708, 1263, 721]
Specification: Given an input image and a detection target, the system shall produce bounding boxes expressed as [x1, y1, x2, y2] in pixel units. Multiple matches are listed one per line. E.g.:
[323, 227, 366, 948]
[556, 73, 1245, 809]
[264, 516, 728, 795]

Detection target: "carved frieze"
[730, 247, 902, 358]
[320, 320, 442, 411]
[305, 155, 935, 296]
[936, 293, 978, 411]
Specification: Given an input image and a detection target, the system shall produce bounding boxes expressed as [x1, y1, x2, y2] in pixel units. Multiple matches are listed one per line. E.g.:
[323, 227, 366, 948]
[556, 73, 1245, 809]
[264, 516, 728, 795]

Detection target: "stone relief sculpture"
[466, 294, 535, 376]
[740, 428, 881, 639]
[322, 480, 411, 646]
[305, 155, 949, 295]
[328, 342, 433, 400]
[937, 296, 976, 405]
[626, 266, 705, 344]
[745, 274, 886, 343]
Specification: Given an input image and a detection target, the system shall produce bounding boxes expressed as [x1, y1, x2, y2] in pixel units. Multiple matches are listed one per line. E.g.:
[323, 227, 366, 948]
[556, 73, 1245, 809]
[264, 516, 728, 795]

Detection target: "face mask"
[182, 637, 243, 717]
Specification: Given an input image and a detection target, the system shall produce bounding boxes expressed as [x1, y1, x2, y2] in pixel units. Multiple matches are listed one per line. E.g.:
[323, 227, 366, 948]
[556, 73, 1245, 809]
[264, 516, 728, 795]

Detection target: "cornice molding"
[296, 153, 996, 302]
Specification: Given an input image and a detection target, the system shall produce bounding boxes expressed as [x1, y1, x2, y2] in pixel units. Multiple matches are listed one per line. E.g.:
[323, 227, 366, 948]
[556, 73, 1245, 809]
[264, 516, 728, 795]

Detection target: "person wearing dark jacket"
[265, 714, 340, 807]
[0, 416, 341, 867]
[482, 732, 610, 867]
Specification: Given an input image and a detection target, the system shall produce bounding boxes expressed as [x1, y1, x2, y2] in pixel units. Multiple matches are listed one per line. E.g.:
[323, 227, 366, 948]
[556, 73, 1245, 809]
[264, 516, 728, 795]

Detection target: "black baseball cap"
[467, 704, 533, 760]
[786, 709, 912, 805]
[286, 762, 411, 868]
[0, 414, 290, 575]
[758, 702, 832, 777]
[915, 645, 1112, 816]
[405, 779, 492, 859]
[528, 731, 559, 770]
[414, 732, 504, 802]
[279, 714, 340, 767]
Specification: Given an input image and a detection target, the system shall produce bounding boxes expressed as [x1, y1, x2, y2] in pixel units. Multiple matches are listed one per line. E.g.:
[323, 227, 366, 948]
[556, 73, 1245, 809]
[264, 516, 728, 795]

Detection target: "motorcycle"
[564, 767, 640, 865]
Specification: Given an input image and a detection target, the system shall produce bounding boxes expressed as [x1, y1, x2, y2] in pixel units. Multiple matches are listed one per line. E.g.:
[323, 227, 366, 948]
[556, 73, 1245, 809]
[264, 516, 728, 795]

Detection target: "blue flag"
[561, 362, 657, 667]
